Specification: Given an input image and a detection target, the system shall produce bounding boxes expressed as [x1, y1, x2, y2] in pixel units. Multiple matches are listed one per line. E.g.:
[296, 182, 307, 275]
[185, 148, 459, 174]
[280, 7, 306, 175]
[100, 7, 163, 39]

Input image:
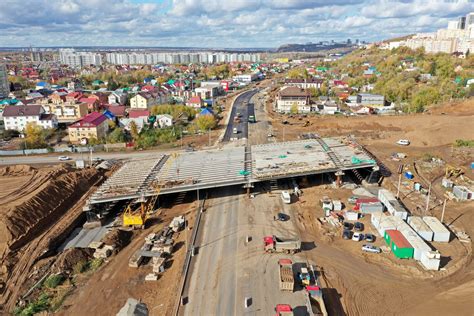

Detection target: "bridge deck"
[89, 137, 377, 204]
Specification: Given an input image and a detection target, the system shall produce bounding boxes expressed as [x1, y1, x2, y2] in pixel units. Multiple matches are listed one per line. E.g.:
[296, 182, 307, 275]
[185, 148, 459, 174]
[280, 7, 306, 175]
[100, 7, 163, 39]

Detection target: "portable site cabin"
[384, 230, 414, 259]
[378, 189, 409, 220]
[400, 229, 440, 270]
[422, 216, 451, 242]
[407, 216, 434, 241]
[355, 198, 383, 214]
[371, 212, 397, 237]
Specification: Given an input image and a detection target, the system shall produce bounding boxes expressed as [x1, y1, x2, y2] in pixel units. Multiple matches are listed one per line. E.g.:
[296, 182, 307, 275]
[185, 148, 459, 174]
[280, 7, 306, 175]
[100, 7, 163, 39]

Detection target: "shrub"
[43, 274, 65, 289]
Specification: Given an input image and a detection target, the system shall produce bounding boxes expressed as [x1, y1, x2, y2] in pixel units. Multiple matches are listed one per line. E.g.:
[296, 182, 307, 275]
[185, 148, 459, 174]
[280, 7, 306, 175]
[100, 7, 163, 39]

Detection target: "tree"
[107, 127, 127, 143]
[308, 87, 320, 98]
[129, 121, 139, 141]
[290, 103, 298, 114]
[23, 122, 46, 149]
[195, 115, 217, 131]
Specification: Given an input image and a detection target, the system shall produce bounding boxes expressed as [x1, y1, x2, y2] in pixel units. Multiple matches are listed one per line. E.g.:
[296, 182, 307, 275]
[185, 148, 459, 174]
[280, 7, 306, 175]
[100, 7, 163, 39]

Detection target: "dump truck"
[264, 236, 301, 254]
[275, 304, 294, 316]
[278, 259, 294, 292]
[306, 285, 328, 316]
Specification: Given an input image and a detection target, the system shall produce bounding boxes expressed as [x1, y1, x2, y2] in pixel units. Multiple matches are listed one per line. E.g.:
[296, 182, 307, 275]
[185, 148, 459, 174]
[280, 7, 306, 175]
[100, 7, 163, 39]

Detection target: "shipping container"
[384, 230, 414, 259]
[384, 199, 409, 220]
[355, 197, 379, 208]
[422, 216, 451, 242]
[452, 186, 472, 200]
[333, 200, 343, 211]
[407, 216, 434, 241]
[404, 171, 414, 180]
[359, 202, 384, 214]
[378, 189, 396, 206]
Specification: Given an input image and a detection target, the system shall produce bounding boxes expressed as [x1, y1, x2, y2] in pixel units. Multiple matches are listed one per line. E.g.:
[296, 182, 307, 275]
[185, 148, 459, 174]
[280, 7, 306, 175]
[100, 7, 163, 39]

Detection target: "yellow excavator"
[445, 165, 463, 179]
[122, 153, 178, 229]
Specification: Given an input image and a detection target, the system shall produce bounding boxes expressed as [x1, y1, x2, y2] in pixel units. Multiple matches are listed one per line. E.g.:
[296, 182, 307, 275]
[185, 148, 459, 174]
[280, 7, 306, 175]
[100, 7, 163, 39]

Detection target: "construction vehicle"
[275, 304, 294, 316]
[264, 235, 301, 254]
[298, 266, 311, 286]
[278, 259, 294, 292]
[445, 165, 463, 178]
[306, 285, 328, 316]
[123, 154, 178, 228]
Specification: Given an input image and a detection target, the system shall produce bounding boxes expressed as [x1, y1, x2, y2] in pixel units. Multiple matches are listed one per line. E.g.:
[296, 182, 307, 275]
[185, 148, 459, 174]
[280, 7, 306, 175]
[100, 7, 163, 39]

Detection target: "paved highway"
[222, 89, 258, 142]
[183, 184, 307, 315]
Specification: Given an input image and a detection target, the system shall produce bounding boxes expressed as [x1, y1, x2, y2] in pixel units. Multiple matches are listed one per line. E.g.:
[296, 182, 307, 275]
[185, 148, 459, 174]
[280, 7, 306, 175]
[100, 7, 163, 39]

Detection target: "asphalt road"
[183, 184, 308, 316]
[0, 148, 173, 166]
[222, 89, 258, 142]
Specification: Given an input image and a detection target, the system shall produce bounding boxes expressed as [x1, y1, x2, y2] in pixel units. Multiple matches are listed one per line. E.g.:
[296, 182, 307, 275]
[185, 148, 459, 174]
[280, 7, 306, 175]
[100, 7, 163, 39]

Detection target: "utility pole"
[441, 199, 447, 223]
[89, 146, 93, 167]
[396, 164, 403, 199]
[425, 181, 432, 215]
[208, 128, 211, 147]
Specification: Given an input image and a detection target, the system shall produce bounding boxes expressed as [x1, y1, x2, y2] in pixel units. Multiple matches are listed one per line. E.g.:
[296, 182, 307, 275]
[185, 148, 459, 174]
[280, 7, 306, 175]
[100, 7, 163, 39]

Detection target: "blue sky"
[0, 0, 472, 48]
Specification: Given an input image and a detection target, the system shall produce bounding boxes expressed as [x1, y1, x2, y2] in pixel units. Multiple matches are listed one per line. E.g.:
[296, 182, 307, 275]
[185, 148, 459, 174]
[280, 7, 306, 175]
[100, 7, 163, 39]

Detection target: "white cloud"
[0, 0, 472, 47]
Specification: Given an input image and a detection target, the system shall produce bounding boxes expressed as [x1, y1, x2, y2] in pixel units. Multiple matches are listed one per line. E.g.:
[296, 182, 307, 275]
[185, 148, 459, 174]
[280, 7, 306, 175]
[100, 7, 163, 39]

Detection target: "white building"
[3, 104, 58, 131]
[275, 86, 311, 113]
[232, 73, 258, 83]
[59, 49, 102, 67]
[155, 114, 173, 128]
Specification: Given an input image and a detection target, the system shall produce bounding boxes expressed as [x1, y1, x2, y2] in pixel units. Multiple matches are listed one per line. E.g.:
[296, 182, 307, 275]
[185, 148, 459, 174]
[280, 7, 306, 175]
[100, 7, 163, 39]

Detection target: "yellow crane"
[123, 153, 178, 229]
[445, 165, 463, 179]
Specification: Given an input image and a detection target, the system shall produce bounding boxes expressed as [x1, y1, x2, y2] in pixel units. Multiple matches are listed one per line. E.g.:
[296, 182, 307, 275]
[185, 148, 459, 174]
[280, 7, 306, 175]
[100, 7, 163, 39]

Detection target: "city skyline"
[0, 0, 473, 48]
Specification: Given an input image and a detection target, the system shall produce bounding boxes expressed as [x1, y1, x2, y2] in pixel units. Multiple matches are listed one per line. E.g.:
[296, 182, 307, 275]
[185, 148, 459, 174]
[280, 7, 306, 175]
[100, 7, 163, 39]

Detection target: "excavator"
[445, 165, 463, 179]
[122, 153, 178, 229]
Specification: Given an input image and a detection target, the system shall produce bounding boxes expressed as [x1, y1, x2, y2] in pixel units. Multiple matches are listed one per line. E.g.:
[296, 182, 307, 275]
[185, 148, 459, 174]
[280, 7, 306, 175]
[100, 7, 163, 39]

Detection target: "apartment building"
[3, 105, 58, 131]
[0, 64, 10, 99]
[130, 92, 157, 109]
[68, 112, 109, 143]
[275, 87, 311, 113]
[59, 49, 102, 67]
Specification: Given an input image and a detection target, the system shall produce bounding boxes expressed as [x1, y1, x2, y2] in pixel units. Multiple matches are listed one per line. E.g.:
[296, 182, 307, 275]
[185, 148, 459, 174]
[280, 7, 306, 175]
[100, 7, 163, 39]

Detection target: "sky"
[0, 0, 473, 48]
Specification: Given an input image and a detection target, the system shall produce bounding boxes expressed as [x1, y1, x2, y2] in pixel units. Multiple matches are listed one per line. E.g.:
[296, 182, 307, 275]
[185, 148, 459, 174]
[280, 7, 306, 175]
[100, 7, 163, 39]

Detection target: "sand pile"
[0, 166, 101, 254]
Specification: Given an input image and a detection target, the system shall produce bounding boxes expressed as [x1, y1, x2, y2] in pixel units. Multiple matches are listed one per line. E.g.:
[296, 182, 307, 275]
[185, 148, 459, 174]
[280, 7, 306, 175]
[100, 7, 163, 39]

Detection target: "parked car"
[352, 232, 363, 242]
[58, 156, 71, 161]
[92, 157, 103, 162]
[354, 222, 364, 231]
[347, 196, 358, 205]
[396, 139, 410, 146]
[342, 230, 352, 240]
[343, 222, 353, 230]
[362, 244, 381, 253]
[276, 213, 289, 221]
[365, 233, 376, 243]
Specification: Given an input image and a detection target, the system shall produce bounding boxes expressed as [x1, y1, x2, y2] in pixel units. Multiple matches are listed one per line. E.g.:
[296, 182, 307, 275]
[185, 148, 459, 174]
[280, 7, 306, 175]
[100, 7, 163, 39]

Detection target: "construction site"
[0, 87, 472, 316]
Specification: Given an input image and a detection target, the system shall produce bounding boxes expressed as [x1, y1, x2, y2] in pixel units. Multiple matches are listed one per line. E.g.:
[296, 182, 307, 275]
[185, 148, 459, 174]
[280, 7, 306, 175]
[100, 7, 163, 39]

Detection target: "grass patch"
[88, 258, 104, 272]
[43, 274, 65, 289]
[14, 293, 50, 316]
[454, 139, 474, 147]
[72, 260, 89, 274]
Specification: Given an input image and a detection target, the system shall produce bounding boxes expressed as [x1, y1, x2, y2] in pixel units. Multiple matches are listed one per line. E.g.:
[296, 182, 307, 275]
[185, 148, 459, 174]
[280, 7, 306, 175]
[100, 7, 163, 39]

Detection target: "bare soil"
[0, 164, 106, 313]
[58, 197, 197, 316]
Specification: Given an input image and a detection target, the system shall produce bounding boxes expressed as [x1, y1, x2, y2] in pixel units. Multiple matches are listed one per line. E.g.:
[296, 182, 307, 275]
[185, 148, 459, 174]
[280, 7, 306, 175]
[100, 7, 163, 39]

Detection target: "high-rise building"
[466, 12, 474, 28]
[0, 64, 10, 99]
[458, 16, 466, 29]
[59, 49, 102, 67]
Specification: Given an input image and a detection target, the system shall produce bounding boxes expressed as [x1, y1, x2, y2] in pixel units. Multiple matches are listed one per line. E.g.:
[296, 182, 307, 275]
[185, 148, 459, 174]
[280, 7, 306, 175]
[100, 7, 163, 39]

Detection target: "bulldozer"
[445, 165, 463, 179]
[122, 153, 178, 229]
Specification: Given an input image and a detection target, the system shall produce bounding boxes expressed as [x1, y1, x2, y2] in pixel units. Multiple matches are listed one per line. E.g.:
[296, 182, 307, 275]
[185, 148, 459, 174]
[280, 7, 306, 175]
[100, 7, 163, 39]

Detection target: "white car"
[362, 244, 381, 253]
[396, 139, 410, 146]
[352, 232, 362, 242]
[58, 156, 71, 161]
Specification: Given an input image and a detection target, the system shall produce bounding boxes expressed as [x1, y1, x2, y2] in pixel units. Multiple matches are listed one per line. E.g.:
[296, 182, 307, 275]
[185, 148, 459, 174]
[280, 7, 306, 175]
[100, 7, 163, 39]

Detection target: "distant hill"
[276, 42, 355, 53]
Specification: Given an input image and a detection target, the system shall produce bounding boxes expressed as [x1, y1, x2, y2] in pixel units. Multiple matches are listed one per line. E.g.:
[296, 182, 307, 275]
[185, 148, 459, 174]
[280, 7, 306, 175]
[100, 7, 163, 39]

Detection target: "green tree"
[129, 121, 139, 141]
[107, 127, 127, 143]
[290, 103, 298, 114]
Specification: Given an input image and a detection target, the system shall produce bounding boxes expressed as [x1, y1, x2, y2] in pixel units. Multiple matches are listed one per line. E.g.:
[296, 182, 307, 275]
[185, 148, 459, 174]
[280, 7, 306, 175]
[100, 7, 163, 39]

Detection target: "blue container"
[471, 162, 474, 169]
[405, 171, 414, 180]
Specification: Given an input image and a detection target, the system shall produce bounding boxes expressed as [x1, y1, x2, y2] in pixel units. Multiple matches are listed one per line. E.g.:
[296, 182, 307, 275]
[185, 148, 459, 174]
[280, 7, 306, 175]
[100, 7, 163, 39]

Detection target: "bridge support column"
[335, 170, 345, 188]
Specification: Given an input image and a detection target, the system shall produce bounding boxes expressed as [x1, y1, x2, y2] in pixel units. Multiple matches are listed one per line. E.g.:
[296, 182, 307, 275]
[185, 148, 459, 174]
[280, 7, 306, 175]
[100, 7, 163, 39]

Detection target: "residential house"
[186, 96, 203, 108]
[155, 114, 173, 128]
[275, 86, 311, 113]
[41, 100, 88, 123]
[105, 105, 127, 118]
[3, 104, 58, 131]
[130, 92, 157, 110]
[108, 91, 127, 105]
[35, 81, 51, 91]
[284, 78, 323, 89]
[128, 109, 150, 120]
[79, 97, 100, 112]
[68, 112, 109, 143]
[319, 101, 339, 115]
[67, 79, 83, 91]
